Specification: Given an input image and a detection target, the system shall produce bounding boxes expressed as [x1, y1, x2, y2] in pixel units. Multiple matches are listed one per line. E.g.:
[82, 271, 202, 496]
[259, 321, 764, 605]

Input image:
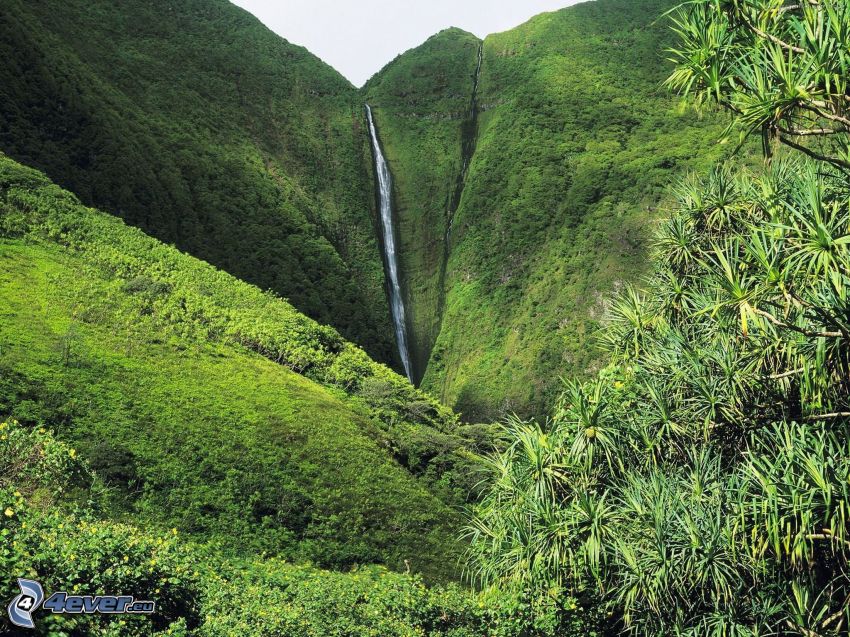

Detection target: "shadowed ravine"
[435, 41, 484, 397]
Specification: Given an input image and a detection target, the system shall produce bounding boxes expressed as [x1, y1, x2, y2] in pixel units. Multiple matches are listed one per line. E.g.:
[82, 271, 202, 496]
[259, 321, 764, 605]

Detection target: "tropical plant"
[666, 0, 850, 171]
[467, 2, 850, 634]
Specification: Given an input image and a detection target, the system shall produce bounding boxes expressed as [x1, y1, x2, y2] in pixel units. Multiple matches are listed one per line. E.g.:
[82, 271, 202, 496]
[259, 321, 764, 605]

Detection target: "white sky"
[231, 0, 584, 87]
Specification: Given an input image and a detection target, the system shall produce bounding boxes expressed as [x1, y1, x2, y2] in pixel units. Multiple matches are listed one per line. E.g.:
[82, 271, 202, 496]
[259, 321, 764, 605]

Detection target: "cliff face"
[363, 28, 482, 383]
[365, 0, 732, 421]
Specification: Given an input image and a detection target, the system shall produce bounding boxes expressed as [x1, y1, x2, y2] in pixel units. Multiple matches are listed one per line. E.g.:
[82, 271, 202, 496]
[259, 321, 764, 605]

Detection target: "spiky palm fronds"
[466, 3, 850, 633]
[466, 157, 849, 634]
[667, 0, 850, 171]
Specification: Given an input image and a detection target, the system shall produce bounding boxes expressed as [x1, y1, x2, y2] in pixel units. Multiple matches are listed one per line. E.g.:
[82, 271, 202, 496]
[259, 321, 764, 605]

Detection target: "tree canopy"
[667, 0, 850, 170]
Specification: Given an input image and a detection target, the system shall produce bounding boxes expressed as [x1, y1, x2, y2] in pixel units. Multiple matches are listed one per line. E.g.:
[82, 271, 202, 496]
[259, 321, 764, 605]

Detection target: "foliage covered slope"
[0, 153, 490, 581]
[0, 0, 397, 364]
[367, 0, 733, 420]
[1, 418, 596, 636]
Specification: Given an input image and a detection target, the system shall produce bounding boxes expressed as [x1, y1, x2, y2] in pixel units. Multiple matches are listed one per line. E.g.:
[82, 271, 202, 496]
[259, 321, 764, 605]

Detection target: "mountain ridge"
[0, 0, 397, 365]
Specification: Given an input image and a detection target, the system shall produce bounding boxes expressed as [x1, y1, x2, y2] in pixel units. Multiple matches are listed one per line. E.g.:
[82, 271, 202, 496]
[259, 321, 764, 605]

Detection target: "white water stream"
[365, 104, 413, 382]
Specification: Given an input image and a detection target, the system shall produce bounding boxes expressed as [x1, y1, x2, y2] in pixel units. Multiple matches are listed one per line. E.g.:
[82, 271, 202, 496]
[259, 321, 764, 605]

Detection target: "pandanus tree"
[667, 0, 850, 171]
[466, 1, 850, 635]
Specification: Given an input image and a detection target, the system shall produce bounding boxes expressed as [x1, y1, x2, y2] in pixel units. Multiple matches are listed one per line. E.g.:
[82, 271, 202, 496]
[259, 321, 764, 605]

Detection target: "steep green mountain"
[0, 0, 397, 364]
[0, 0, 738, 422]
[365, 0, 733, 420]
[0, 153, 486, 581]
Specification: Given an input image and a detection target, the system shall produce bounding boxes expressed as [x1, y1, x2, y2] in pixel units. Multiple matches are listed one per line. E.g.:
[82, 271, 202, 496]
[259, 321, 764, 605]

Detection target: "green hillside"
[2, 415, 592, 636]
[366, 0, 734, 420]
[0, 153, 485, 581]
[0, 0, 397, 365]
[0, 0, 739, 421]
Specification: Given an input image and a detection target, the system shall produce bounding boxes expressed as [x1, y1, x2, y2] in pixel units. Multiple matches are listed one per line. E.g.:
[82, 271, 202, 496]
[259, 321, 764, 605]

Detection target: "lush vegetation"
[0, 0, 397, 364]
[0, 0, 741, 419]
[368, 0, 735, 421]
[6, 0, 849, 633]
[0, 153, 496, 581]
[364, 28, 483, 381]
[1, 417, 598, 636]
[468, 1, 850, 634]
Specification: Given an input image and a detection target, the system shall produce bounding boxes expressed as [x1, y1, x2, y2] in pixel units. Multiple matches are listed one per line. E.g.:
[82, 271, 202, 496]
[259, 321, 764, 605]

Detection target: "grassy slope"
[0, 0, 398, 365]
[1, 418, 583, 636]
[363, 29, 482, 382]
[368, 0, 733, 420]
[0, 154, 472, 581]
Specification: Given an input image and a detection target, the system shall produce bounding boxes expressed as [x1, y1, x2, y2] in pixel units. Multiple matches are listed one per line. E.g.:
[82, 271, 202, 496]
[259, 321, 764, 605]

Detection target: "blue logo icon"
[7, 578, 155, 629]
[8, 578, 44, 629]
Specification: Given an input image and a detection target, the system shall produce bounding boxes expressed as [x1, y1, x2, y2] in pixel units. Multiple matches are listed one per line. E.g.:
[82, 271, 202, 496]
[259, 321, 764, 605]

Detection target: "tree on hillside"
[466, 2, 850, 635]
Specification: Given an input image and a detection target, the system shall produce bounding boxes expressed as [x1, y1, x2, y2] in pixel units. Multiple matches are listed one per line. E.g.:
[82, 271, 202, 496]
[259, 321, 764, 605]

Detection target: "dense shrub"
[201, 560, 603, 637]
[0, 419, 594, 636]
[0, 419, 200, 635]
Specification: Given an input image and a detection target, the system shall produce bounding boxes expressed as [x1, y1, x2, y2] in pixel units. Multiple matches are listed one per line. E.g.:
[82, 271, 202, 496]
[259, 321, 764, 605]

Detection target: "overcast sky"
[231, 0, 584, 87]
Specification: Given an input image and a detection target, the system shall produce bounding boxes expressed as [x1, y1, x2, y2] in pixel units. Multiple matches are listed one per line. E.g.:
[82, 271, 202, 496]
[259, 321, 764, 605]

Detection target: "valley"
[0, 0, 731, 423]
[364, 0, 732, 420]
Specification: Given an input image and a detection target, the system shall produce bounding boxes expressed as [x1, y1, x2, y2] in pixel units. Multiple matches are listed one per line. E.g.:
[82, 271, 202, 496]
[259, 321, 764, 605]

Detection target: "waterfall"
[365, 104, 413, 382]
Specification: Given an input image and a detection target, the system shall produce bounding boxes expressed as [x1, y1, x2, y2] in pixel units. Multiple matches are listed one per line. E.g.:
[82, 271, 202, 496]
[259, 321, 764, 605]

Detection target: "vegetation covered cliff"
[6, 0, 846, 634]
[363, 28, 483, 382]
[366, 0, 733, 420]
[0, 0, 396, 364]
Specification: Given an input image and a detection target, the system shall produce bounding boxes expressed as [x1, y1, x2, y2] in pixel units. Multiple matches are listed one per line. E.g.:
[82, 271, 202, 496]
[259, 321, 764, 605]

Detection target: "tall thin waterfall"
[365, 104, 413, 382]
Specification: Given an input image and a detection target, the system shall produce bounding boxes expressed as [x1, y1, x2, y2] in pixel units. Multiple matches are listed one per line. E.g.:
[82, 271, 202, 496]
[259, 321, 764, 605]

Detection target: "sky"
[230, 0, 584, 87]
